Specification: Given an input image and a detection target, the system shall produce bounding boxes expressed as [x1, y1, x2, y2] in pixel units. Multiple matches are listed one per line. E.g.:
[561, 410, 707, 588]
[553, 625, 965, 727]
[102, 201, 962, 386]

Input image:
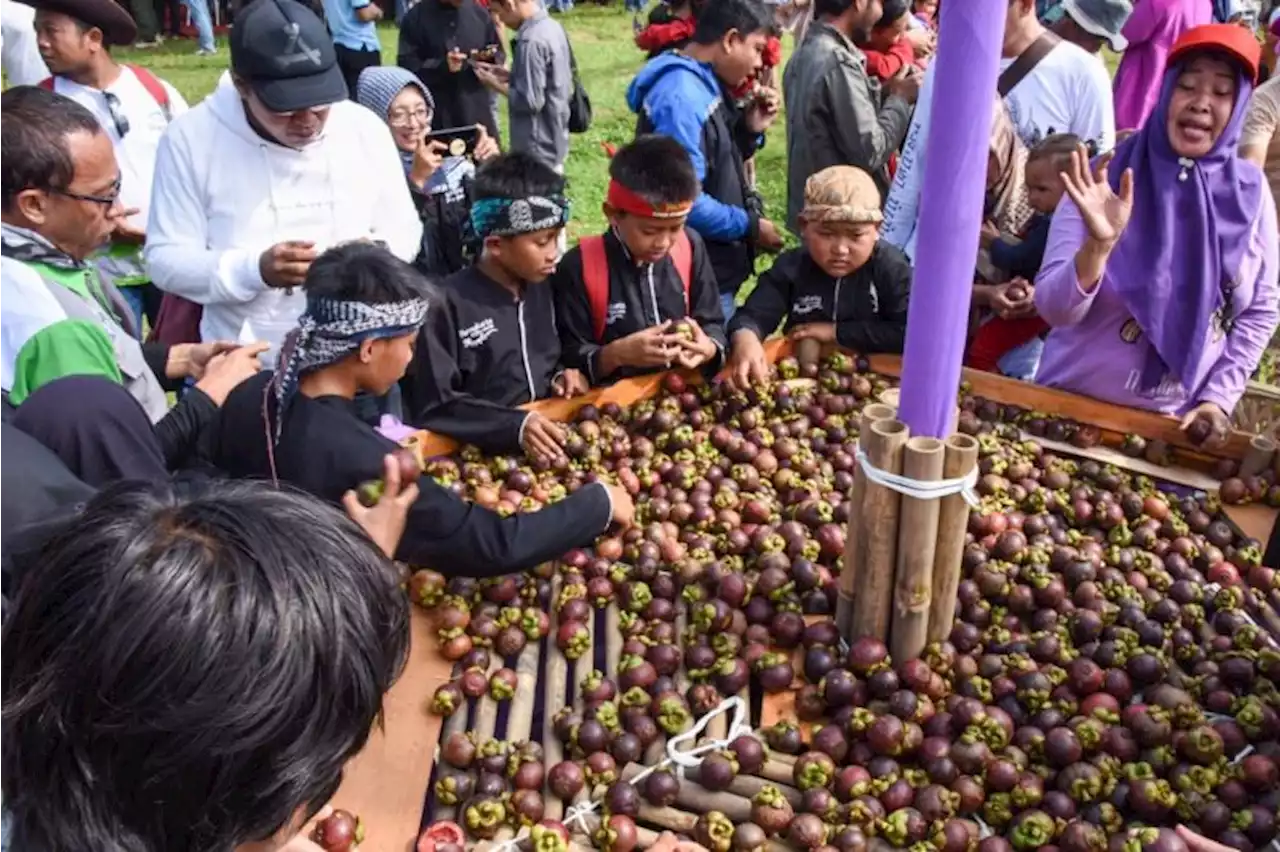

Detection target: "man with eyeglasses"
[146, 0, 421, 351]
[0, 86, 264, 428]
[24, 0, 187, 337]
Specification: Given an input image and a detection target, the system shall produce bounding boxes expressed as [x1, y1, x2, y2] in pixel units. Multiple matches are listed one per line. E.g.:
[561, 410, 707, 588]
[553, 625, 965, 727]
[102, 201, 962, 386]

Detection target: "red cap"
[1169, 23, 1261, 84]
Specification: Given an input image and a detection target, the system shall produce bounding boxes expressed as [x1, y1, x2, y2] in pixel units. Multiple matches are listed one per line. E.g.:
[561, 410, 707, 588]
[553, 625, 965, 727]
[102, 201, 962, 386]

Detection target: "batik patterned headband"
[470, 193, 571, 239]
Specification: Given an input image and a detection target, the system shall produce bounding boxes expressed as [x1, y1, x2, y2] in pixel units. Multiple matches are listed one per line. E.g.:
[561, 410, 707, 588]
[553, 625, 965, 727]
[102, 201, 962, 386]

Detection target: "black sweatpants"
[335, 44, 382, 99]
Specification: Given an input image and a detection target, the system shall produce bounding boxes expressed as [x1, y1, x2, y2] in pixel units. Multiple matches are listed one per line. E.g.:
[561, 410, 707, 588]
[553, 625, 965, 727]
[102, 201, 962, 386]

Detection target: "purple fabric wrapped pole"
[897, 0, 1007, 438]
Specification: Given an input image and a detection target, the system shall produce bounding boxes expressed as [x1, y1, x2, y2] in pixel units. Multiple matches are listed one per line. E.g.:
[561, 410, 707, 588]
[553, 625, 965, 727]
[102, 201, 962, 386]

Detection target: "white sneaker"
[195, 46, 218, 55]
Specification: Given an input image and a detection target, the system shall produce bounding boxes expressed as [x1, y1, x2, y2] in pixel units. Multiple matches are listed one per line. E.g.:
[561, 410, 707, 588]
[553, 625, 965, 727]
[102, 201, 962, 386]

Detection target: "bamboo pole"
[839, 403, 897, 639]
[634, 804, 793, 852]
[850, 418, 910, 642]
[795, 338, 822, 372]
[928, 434, 979, 644]
[687, 766, 803, 808]
[507, 640, 540, 744]
[621, 762, 753, 822]
[432, 703, 469, 822]
[605, 604, 622, 680]
[544, 580, 569, 822]
[1241, 435, 1277, 478]
[890, 436, 945, 662]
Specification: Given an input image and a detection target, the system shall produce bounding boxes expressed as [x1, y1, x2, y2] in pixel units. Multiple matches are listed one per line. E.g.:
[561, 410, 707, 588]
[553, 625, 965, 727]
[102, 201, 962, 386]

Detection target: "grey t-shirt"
[508, 10, 571, 169]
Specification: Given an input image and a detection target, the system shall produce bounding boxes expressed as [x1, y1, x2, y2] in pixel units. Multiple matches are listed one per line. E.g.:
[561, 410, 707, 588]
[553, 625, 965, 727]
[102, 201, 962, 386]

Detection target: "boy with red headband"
[552, 135, 727, 385]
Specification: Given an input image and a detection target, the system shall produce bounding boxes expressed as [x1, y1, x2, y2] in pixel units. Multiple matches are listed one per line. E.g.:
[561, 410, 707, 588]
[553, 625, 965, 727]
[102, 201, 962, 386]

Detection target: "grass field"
[114, 6, 793, 247]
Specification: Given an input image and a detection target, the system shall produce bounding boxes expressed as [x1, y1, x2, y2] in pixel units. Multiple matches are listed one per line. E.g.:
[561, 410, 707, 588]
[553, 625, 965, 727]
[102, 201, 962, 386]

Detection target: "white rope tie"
[855, 448, 980, 507]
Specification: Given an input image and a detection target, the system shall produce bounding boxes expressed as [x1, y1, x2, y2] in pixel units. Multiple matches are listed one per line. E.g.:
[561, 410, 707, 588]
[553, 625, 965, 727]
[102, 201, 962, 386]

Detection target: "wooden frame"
[334, 345, 1276, 851]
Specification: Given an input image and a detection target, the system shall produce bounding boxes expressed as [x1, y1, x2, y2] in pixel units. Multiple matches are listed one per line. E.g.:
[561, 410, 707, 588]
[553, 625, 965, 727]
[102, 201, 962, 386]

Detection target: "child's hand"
[726, 330, 771, 392]
[990, 280, 1037, 320]
[979, 220, 1001, 248]
[756, 218, 785, 252]
[342, 455, 419, 559]
[552, 368, 590, 398]
[609, 323, 681, 369]
[521, 412, 567, 466]
[674, 320, 718, 369]
[790, 322, 837, 344]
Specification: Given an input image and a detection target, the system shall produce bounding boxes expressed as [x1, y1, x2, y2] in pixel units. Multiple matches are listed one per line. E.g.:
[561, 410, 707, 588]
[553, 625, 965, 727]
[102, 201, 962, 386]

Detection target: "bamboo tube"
[687, 766, 803, 808]
[674, 603, 691, 694]
[432, 706, 469, 822]
[506, 640, 540, 743]
[622, 762, 754, 822]
[1241, 435, 1277, 478]
[763, 750, 797, 766]
[839, 403, 897, 639]
[472, 654, 502, 745]
[890, 436, 946, 663]
[850, 418, 910, 642]
[927, 434, 979, 644]
[543, 586, 569, 821]
[605, 604, 622, 679]
[635, 804, 793, 852]
[795, 338, 822, 371]
[573, 810, 661, 849]
[878, 387, 900, 410]
[759, 758, 799, 785]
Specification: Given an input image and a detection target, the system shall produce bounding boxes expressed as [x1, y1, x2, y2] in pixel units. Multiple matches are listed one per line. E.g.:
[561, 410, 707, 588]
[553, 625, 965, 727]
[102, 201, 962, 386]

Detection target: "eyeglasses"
[50, 175, 124, 209]
[388, 108, 431, 127]
[103, 92, 130, 139]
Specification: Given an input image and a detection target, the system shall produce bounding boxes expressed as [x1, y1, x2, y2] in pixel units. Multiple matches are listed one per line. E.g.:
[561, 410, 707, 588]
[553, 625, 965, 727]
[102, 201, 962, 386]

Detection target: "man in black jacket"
[398, 0, 504, 139]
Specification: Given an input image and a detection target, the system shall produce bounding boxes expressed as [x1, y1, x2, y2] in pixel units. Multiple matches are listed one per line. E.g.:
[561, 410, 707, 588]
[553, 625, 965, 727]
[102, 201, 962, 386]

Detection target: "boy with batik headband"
[403, 152, 588, 464]
[552, 135, 727, 386]
[726, 165, 913, 389]
[211, 241, 631, 573]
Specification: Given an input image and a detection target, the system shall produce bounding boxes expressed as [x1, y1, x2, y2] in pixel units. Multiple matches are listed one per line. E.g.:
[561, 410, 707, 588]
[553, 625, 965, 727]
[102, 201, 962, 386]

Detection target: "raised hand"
[1061, 142, 1133, 247]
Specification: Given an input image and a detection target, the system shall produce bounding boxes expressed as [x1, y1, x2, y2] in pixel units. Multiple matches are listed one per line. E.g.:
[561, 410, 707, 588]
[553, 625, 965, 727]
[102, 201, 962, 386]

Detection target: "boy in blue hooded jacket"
[626, 0, 784, 320]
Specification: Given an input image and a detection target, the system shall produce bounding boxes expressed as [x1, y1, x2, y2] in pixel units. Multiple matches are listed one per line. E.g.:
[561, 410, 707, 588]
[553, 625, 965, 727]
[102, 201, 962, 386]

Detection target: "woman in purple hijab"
[1033, 23, 1279, 451]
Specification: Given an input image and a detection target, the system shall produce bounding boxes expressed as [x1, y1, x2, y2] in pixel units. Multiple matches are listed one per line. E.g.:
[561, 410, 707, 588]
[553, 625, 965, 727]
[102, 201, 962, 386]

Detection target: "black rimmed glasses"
[50, 175, 124, 209]
[103, 91, 131, 138]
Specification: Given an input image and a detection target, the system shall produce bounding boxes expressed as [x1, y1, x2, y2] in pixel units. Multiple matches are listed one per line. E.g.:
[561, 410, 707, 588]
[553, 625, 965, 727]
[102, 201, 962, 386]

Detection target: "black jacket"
[397, 0, 504, 139]
[551, 228, 728, 385]
[989, 214, 1051, 282]
[210, 372, 612, 576]
[729, 243, 913, 353]
[402, 266, 562, 453]
[411, 177, 473, 280]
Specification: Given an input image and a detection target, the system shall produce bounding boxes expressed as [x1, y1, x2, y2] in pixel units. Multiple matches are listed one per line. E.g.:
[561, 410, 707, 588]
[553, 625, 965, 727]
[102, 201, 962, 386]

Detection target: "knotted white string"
[856, 448, 980, 507]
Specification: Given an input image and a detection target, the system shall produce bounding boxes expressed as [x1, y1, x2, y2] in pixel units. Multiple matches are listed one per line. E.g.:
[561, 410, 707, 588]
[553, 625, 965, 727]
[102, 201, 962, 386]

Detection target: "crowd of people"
[1, 0, 1280, 848]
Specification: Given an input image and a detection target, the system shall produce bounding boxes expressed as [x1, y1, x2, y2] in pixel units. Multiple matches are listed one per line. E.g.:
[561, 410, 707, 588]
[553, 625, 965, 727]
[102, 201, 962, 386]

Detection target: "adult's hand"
[411, 139, 449, 188]
[905, 27, 934, 55]
[1180, 401, 1232, 450]
[112, 207, 146, 244]
[166, 340, 238, 380]
[343, 453, 420, 558]
[726, 330, 771, 392]
[745, 87, 780, 133]
[603, 482, 636, 528]
[979, 220, 1001, 248]
[756, 217, 785, 252]
[791, 322, 837, 344]
[649, 833, 709, 852]
[260, 240, 318, 289]
[989, 280, 1038, 320]
[446, 48, 467, 73]
[473, 125, 500, 162]
[1176, 826, 1236, 852]
[551, 368, 589, 398]
[194, 341, 270, 405]
[1062, 142, 1133, 247]
[884, 66, 921, 104]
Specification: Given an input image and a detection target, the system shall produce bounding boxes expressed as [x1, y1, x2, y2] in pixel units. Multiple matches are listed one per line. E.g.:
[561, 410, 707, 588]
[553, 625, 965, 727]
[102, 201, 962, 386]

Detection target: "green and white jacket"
[0, 224, 168, 421]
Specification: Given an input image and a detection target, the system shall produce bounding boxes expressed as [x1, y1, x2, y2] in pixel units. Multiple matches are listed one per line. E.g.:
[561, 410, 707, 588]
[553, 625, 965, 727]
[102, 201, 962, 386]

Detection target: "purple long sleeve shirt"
[1033, 193, 1280, 415]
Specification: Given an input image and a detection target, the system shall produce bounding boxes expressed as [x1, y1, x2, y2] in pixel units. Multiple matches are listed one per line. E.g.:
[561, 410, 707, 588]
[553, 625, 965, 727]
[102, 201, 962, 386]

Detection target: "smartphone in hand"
[426, 125, 481, 158]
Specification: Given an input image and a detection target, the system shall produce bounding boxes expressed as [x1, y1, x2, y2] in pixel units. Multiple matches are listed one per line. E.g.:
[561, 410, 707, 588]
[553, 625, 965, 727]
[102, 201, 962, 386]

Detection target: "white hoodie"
[145, 80, 422, 350]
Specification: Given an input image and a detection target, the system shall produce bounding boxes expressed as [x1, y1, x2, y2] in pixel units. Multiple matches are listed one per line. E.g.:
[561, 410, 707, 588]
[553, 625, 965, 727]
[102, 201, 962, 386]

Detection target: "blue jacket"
[627, 53, 759, 293]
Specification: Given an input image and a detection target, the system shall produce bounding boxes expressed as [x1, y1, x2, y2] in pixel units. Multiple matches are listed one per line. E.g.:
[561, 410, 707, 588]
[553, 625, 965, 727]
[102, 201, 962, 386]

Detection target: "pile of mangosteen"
[407, 355, 1280, 851]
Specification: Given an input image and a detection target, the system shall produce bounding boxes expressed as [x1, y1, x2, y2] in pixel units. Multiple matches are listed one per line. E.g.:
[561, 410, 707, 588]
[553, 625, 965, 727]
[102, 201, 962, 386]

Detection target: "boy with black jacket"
[552, 135, 727, 386]
[626, 0, 786, 319]
[727, 166, 913, 389]
[403, 152, 587, 464]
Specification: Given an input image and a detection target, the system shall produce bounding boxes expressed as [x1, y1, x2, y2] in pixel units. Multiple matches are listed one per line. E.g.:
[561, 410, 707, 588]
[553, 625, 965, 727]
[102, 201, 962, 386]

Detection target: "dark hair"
[304, 241, 431, 304]
[473, 150, 566, 201]
[0, 86, 103, 213]
[609, 135, 698, 208]
[815, 0, 853, 20]
[1028, 132, 1084, 170]
[2, 479, 410, 852]
[875, 0, 910, 28]
[692, 0, 773, 44]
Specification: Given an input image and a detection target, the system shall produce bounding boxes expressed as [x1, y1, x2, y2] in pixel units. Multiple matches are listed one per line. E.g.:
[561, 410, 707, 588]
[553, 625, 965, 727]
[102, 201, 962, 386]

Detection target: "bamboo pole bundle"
[432, 701, 469, 822]
[927, 434, 979, 643]
[1241, 435, 1277, 478]
[850, 418, 909, 642]
[890, 436, 945, 662]
[838, 403, 896, 638]
[506, 640, 540, 744]
[605, 604, 622, 680]
[621, 762, 755, 822]
[543, 583, 569, 822]
[687, 767, 803, 808]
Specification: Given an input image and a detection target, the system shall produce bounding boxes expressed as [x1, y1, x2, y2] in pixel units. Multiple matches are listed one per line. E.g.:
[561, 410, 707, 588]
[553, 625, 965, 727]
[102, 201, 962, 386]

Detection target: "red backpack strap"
[670, 229, 693, 313]
[37, 77, 55, 90]
[127, 64, 173, 121]
[581, 235, 610, 343]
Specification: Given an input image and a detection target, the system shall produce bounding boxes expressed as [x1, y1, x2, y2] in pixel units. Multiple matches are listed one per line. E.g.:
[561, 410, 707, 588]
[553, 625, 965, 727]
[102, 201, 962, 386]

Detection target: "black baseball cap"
[230, 0, 347, 112]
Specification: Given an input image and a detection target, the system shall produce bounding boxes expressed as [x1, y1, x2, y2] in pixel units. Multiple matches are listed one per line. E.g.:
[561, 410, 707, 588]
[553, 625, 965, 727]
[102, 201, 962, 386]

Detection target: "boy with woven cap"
[726, 165, 913, 389]
[552, 134, 727, 386]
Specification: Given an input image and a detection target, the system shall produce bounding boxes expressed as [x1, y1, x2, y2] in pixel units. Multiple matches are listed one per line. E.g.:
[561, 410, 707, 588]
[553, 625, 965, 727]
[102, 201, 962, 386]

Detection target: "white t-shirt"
[883, 39, 1115, 261]
[0, 0, 47, 87]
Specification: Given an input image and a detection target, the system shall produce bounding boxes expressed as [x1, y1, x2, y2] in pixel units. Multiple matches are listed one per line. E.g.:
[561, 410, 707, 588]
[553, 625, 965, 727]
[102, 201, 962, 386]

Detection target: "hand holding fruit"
[990, 279, 1037, 320]
[790, 322, 837, 345]
[195, 341, 271, 405]
[1180, 401, 1230, 450]
[343, 451, 421, 558]
[607, 322, 681, 370]
[672, 319, 718, 369]
[521, 412, 567, 466]
[551, 368, 589, 398]
[603, 482, 636, 528]
[979, 220, 1001, 248]
[260, 240, 318, 289]
[726, 330, 771, 392]
[309, 807, 363, 852]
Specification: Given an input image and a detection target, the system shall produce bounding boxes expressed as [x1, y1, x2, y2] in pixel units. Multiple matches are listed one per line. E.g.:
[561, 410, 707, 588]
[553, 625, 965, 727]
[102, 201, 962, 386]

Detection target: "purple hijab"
[1104, 55, 1264, 395]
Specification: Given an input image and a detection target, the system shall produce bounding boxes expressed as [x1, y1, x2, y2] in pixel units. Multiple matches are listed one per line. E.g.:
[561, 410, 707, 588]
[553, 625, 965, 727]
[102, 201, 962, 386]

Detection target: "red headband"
[606, 180, 693, 220]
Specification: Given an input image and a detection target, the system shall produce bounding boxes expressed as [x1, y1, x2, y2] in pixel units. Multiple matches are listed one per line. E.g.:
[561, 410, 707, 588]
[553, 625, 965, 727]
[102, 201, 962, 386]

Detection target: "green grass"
[114, 6, 792, 248]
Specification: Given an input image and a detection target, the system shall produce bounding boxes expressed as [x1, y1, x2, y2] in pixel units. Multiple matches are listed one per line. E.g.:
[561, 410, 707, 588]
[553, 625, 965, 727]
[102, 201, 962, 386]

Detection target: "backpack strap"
[581, 235, 610, 343]
[670, 229, 693, 313]
[127, 64, 173, 122]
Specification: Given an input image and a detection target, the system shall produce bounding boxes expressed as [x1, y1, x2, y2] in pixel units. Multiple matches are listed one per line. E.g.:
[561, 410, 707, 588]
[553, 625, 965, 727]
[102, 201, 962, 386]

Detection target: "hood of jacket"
[626, 51, 721, 117]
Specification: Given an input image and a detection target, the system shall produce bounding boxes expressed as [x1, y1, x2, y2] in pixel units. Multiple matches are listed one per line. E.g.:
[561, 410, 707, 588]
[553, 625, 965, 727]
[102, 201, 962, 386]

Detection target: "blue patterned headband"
[470, 193, 571, 239]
